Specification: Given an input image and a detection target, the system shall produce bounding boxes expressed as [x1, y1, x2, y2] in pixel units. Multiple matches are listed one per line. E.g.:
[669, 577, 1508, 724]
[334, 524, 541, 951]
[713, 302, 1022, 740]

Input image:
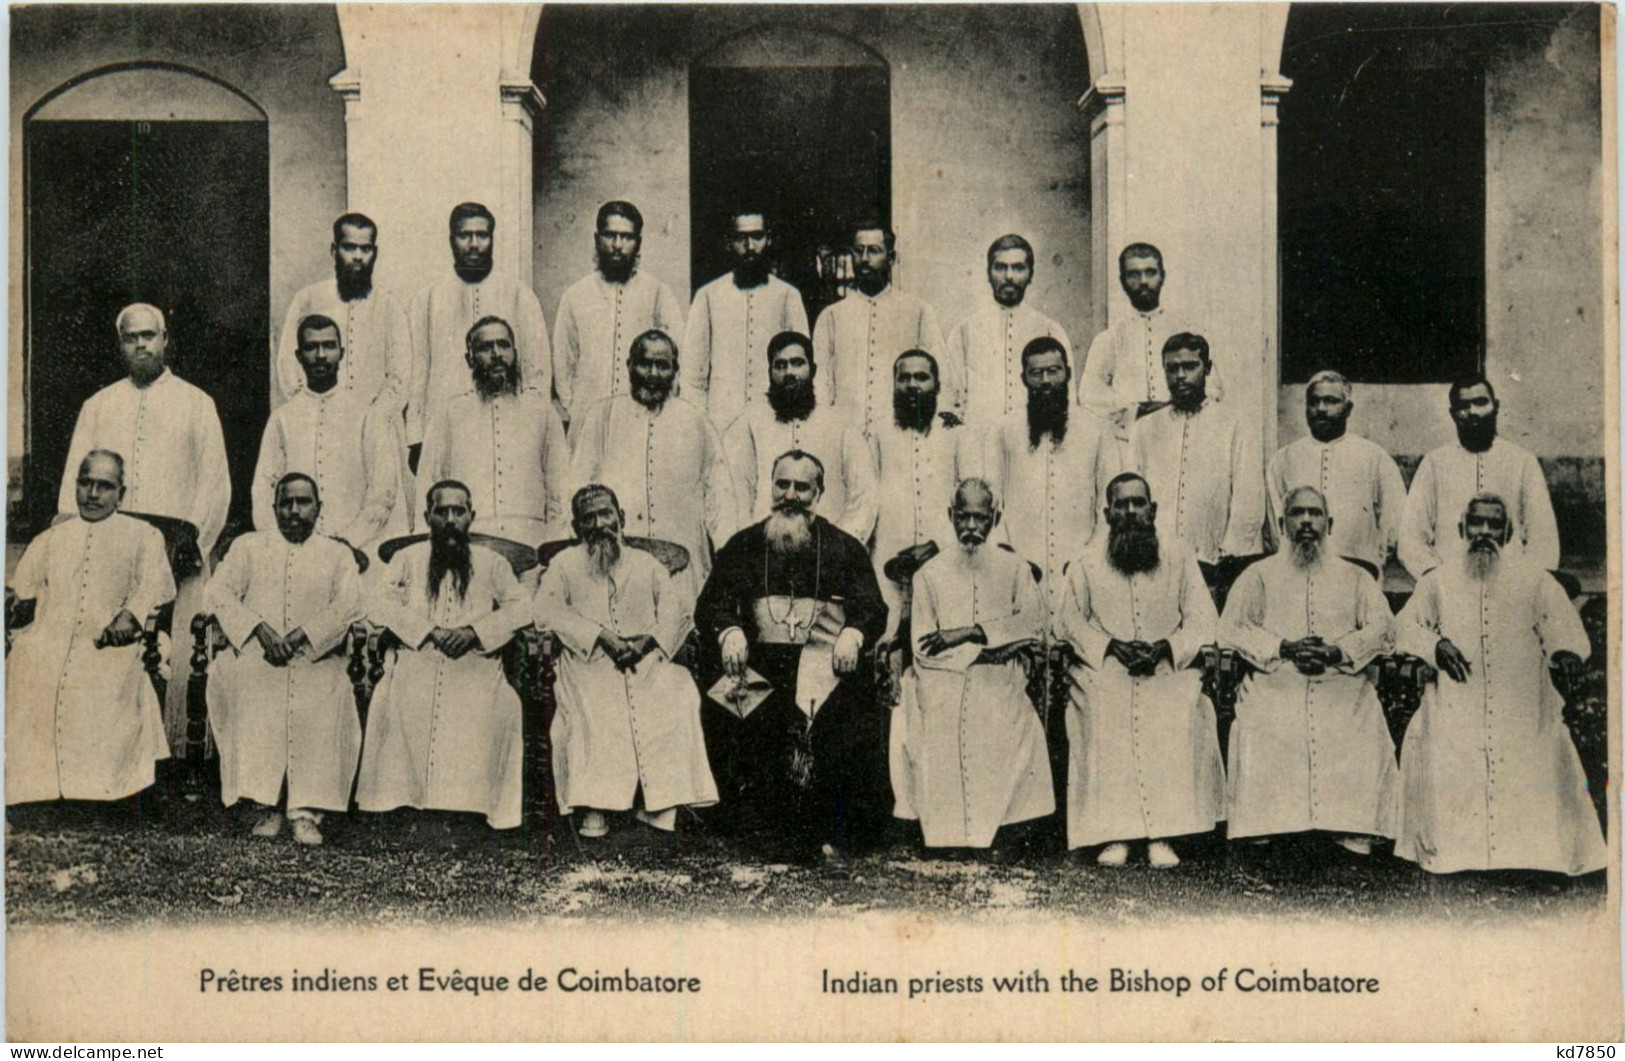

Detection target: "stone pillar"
[330, 4, 543, 297]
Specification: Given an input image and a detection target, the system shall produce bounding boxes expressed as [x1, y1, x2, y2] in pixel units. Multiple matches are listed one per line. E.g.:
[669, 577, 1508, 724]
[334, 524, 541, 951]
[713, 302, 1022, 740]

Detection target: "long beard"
[1289, 535, 1323, 570]
[427, 530, 473, 603]
[1107, 521, 1160, 576]
[335, 260, 374, 302]
[586, 532, 622, 576]
[733, 256, 770, 289]
[767, 377, 816, 422]
[766, 508, 814, 561]
[1026, 386, 1069, 448]
[893, 389, 938, 432]
[597, 252, 637, 284]
[1456, 414, 1498, 454]
[1465, 541, 1501, 581]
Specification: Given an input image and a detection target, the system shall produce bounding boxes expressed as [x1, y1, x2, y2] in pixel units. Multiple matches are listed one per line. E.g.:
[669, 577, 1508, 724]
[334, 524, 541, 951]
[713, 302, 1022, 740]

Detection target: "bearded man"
[357, 481, 530, 830]
[203, 474, 364, 846]
[1218, 486, 1398, 854]
[1394, 495, 1603, 876]
[892, 479, 1053, 851]
[947, 234, 1072, 428]
[536, 485, 718, 840]
[695, 450, 889, 866]
[1057, 472, 1224, 868]
[1398, 377, 1560, 579]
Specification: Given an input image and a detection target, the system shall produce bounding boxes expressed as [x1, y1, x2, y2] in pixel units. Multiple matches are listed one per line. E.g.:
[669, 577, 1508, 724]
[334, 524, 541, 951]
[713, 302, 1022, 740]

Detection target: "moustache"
[1293, 527, 1321, 540]
[1468, 537, 1500, 552]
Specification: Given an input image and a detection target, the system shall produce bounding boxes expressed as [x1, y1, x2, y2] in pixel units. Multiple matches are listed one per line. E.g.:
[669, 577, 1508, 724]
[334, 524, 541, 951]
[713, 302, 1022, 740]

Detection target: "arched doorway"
[23, 63, 270, 534]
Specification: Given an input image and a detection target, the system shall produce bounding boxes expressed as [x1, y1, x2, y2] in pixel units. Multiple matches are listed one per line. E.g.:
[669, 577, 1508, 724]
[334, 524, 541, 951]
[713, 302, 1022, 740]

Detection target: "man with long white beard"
[893, 479, 1053, 852]
[553, 201, 685, 431]
[569, 329, 737, 600]
[1057, 472, 1223, 868]
[1394, 495, 1603, 876]
[357, 481, 530, 831]
[722, 331, 877, 544]
[1218, 486, 1397, 855]
[536, 485, 718, 840]
[8, 450, 175, 807]
[696, 450, 889, 866]
[947, 234, 1072, 428]
[1398, 377, 1560, 579]
[203, 474, 363, 846]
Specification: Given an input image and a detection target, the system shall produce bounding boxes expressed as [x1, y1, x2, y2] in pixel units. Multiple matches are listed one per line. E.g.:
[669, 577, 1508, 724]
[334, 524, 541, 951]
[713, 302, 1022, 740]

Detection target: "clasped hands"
[720, 626, 865, 678]
[251, 621, 313, 666]
[596, 629, 660, 673]
[425, 625, 481, 660]
[1106, 637, 1172, 677]
[1280, 636, 1345, 676]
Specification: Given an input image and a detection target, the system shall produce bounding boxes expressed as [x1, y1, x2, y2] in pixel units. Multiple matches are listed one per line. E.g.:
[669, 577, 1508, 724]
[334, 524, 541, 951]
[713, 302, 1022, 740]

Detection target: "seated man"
[893, 479, 1053, 852]
[357, 481, 529, 831]
[1218, 486, 1397, 856]
[7, 450, 176, 807]
[203, 474, 365, 846]
[536, 485, 718, 839]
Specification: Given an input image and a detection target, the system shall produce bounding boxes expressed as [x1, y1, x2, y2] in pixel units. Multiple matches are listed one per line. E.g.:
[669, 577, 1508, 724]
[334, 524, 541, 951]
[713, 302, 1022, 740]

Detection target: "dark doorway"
[24, 118, 269, 536]
[689, 56, 890, 323]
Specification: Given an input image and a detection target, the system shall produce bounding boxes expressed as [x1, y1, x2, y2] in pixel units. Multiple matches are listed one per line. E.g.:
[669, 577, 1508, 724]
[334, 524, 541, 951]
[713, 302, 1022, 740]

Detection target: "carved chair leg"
[142, 612, 168, 704]
[184, 614, 212, 802]
[348, 622, 373, 728]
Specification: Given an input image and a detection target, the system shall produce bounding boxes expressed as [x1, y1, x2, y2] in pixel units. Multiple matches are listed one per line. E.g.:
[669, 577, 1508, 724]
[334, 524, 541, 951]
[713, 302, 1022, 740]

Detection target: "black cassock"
[695, 516, 889, 855]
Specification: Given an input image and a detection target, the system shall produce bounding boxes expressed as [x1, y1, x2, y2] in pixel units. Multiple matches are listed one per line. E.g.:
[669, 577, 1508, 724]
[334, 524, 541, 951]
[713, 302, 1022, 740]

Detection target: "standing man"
[947, 234, 1072, 429]
[1266, 371, 1406, 576]
[893, 479, 1053, 852]
[682, 209, 809, 432]
[536, 485, 718, 840]
[1394, 495, 1603, 877]
[1057, 472, 1224, 868]
[723, 331, 877, 545]
[1218, 486, 1397, 855]
[357, 481, 530, 831]
[568, 330, 736, 600]
[1398, 376, 1560, 579]
[418, 315, 569, 547]
[696, 450, 889, 867]
[407, 203, 550, 457]
[812, 218, 946, 433]
[553, 201, 685, 431]
[253, 314, 403, 554]
[203, 474, 364, 846]
[8, 451, 175, 807]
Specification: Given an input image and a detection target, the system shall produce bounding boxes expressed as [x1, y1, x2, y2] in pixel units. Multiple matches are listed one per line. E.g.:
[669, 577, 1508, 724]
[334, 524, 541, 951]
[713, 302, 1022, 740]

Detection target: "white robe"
[274, 278, 413, 413]
[418, 388, 570, 545]
[1076, 306, 1206, 413]
[947, 302, 1071, 428]
[722, 403, 878, 544]
[1265, 433, 1406, 572]
[568, 394, 737, 598]
[1129, 399, 1266, 565]
[57, 369, 231, 558]
[1219, 553, 1398, 840]
[868, 419, 975, 640]
[812, 286, 947, 432]
[552, 271, 685, 429]
[6, 514, 175, 804]
[357, 542, 529, 828]
[251, 387, 402, 553]
[406, 274, 550, 444]
[203, 533, 363, 812]
[894, 545, 1053, 847]
[1398, 438, 1561, 579]
[681, 274, 809, 432]
[537, 544, 717, 816]
[1394, 557, 1604, 875]
[1058, 533, 1224, 847]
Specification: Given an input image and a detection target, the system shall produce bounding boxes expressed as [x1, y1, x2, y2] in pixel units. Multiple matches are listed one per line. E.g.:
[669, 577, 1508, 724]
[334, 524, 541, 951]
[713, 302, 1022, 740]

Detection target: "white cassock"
[251, 387, 403, 553]
[1075, 307, 1220, 426]
[1218, 553, 1398, 840]
[274, 278, 413, 413]
[406, 274, 550, 445]
[537, 543, 717, 817]
[813, 286, 947, 433]
[947, 302, 1071, 429]
[722, 403, 879, 544]
[868, 419, 975, 640]
[893, 544, 1054, 847]
[553, 271, 685, 429]
[681, 273, 809, 433]
[1393, 557, 1604, 875]
[6, 514, 175, 804]
[1129, 400, 1266, 566]
[1398, 438, 1560, 579]
[418, 388, 569, 546]
[357, 542, 529, 828]
[203, 532, 363, 812]
[983, 410, 1116, 594]
[1265, 433, 1406, 573]
[1058, 533, 1224, 848]
[58, 369, 231, 558]
[568, 394, 737, 599]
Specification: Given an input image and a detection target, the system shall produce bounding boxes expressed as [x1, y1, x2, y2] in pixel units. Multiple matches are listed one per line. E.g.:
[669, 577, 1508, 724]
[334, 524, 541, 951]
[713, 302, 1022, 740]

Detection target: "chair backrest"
[537, 537, 690, 577]
[213, 531, 369, 574]
[378, 532, 539, 577]
[123, 510, 203, 579]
